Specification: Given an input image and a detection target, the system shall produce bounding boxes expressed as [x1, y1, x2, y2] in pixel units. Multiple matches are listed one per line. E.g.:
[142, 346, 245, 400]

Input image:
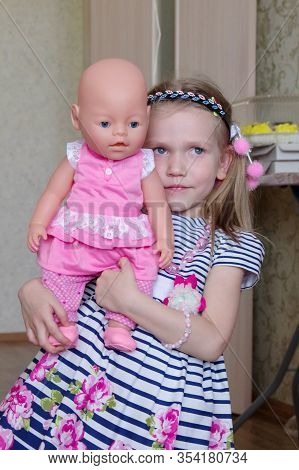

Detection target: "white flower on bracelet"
[162, 274, 206, 350]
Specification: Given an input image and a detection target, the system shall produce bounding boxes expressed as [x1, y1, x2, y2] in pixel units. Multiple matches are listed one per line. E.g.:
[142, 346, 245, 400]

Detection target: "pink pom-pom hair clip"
[230, 123, 264, 190]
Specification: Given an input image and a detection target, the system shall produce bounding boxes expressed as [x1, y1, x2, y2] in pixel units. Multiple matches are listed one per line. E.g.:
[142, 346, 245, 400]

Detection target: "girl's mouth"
[166, 185, 190, 191]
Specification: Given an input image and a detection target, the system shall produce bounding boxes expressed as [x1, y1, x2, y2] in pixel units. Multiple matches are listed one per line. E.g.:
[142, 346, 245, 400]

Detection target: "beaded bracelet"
[163, 307, 192, 350]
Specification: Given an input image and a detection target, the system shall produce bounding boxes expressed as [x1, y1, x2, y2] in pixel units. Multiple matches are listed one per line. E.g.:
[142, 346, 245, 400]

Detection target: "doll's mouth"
[110, 142, 128, 147]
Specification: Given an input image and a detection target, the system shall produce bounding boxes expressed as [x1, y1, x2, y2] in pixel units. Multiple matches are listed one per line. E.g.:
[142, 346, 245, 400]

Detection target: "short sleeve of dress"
[212, 231, 265, 289]
[66, 139, 84, 169]
[141, 148, 155, 179]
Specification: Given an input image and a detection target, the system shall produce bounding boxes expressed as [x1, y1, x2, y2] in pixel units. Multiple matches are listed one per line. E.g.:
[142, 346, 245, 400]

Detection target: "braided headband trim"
[147, 89, 227, 122]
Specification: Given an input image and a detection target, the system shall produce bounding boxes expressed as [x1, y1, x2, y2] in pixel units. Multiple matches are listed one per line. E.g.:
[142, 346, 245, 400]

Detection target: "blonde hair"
[148, 77, 253, 242]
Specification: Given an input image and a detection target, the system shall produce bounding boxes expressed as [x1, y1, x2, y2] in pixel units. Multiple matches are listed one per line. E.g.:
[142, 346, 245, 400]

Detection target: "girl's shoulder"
[215, 228, 265, 254]
[213, 228, 265, 289]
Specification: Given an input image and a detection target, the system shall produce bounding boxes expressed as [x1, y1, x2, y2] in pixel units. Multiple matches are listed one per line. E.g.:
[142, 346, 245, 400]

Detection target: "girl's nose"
[166, 153, 187, 177]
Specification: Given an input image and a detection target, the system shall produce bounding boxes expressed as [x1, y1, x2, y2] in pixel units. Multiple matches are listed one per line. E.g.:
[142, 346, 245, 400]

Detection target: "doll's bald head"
[71, 59, 150, 158]
[78, 59, 147, 106]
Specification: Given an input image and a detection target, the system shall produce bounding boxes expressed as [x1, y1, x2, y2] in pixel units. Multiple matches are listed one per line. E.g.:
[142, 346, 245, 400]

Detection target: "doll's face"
[77, 91, 149, 160]
[72, 60, 149, 160]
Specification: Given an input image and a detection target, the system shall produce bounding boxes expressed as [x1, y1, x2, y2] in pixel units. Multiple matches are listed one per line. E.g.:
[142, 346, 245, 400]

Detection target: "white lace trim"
[141, 149, 155, 179]
[66, 140, 84, 169]
[50, 206, 151, 240]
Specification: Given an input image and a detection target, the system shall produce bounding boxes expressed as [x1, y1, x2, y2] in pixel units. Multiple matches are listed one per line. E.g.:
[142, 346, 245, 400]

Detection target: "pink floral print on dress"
[29, 353, 59, 382]
[51, 413, 86, 450]
[69, 366, 116, 420]
[208, 418, 230, 450]
[0, 378, 33, 431]
[146, 404, 181, 449]
[108, 440, 133, 450]
[0, 425, 14, 449]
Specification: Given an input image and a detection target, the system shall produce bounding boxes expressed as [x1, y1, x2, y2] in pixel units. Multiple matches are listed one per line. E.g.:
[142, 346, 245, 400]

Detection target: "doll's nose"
[113, 125, 127, 136]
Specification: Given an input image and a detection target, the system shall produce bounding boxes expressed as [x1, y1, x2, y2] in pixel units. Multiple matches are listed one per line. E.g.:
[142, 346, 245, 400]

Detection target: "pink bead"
[246, 176, 259, 190]
[246, 161, 264, 178]
[196, 238, 208, 249]
[165, 263, 179, 275]
[182, 251, 195, 263]
[233, 137, 250, 155]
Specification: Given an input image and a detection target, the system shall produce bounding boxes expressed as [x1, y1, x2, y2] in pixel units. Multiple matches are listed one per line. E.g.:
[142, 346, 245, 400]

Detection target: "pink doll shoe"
[104, 326, 137, 352]
[49, 324, 79, 347]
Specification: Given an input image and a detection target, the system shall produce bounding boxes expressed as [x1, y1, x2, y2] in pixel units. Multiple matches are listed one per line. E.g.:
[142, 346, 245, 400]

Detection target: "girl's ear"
[216, 145, 233, 180]
[147, 105, 151, 118]
[71, 104, 80, 130]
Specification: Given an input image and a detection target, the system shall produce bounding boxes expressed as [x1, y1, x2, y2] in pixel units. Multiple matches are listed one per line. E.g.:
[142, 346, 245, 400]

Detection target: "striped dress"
[0, 215, 264, 450]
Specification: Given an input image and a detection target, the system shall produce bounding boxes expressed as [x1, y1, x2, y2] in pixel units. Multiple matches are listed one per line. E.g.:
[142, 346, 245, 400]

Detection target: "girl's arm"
[18, 278, 72, 353]
[141, 169, 174, 268]
[96, 258, 244, 361]
[28, 157, 75, 251]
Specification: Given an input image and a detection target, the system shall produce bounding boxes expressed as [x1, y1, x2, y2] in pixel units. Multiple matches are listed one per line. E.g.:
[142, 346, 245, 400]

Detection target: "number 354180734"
[177, 451, 248, 464]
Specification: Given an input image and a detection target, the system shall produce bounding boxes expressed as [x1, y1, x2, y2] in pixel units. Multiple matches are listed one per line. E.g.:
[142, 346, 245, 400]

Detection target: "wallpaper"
[254, 0, 299, 404]
[0, 0, 84, 331]
[257, 0, 299, 94]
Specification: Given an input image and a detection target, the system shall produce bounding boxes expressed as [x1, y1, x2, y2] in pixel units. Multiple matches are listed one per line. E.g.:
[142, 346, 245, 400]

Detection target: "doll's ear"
[71, 104, 80, 130]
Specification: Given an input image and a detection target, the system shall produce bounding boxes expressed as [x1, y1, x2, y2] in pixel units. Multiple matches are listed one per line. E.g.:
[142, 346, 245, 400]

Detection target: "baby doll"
[27, 58, 173, 352]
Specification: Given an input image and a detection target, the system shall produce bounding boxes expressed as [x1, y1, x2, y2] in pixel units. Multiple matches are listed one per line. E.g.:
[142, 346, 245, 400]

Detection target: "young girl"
[27, 58, 173, 353]
[0, 78, 264, 450]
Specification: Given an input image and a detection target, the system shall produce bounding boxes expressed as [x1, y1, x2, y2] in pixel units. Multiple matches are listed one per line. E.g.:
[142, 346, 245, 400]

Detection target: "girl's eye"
[191, 147, 204, 156]
[129, 121, 139, 128]
[99, 121, 110, 128]
[153, 147, 167, 156]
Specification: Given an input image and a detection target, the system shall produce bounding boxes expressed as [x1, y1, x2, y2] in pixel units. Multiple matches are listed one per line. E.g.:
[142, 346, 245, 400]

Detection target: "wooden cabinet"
[85, 0, 163, 87]
[174, 0, 256, 102]
[224, 290, 253, 414]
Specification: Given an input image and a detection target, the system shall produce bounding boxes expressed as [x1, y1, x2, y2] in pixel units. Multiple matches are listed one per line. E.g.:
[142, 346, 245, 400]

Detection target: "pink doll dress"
[37, 140, 159, 320]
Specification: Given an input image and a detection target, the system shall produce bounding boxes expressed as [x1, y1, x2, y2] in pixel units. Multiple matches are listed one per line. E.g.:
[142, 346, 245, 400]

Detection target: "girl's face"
[146, 106, 231, 217]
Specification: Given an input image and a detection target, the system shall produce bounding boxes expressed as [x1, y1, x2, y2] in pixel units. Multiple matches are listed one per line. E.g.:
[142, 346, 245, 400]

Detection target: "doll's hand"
[153, 239, 174, 269]
[27, 223, 48, 252]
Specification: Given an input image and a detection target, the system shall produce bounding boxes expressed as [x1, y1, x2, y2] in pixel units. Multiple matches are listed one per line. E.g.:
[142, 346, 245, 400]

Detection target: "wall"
[0, 0, 84, 332]
[254, 0, 299, 404]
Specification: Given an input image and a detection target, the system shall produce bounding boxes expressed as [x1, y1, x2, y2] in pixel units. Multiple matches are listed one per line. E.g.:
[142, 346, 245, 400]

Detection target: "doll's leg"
[104, 280, 153, 352]
[42, 269, 91, 346]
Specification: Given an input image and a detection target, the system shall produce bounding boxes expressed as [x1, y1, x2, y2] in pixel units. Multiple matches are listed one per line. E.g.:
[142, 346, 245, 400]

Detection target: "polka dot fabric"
[42, 269, 92, 322]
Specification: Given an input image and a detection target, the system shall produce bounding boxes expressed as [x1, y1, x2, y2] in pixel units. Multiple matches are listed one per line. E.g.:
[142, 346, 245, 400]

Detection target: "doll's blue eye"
[99, 121, 110, 128]
[129, 121, 139, 128]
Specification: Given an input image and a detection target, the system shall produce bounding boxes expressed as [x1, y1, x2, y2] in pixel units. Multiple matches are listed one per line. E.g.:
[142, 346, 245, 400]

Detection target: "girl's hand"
[153, 239, 174, 269]
[18, 278, 72, 353]
[96, 258, 140, 313]
[27, 223, 47, 252]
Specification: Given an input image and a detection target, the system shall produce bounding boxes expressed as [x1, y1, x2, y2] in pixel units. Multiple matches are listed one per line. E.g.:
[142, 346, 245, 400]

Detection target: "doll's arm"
[141, 169, 174, 268]
[27, 157, 75, 252]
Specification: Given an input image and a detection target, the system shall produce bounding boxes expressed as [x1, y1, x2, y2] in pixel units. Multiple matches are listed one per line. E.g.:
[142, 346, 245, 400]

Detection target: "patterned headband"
[147, 89, 228, 127]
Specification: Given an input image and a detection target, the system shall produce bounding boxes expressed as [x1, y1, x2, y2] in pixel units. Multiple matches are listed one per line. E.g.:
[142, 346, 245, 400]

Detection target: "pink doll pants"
[39, 236, 158, 325]
[42, 270, 153, 327]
